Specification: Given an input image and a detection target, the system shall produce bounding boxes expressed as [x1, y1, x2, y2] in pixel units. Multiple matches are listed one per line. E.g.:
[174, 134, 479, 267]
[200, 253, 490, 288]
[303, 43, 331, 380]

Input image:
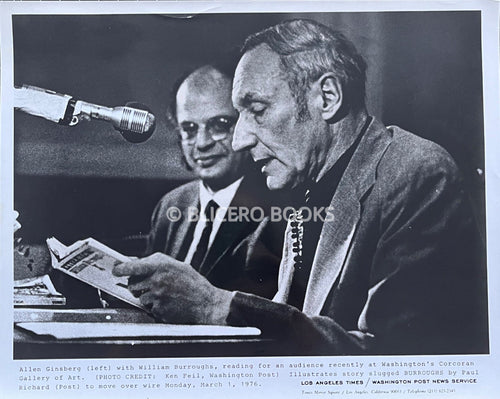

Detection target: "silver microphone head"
[112, 105, 156, 143]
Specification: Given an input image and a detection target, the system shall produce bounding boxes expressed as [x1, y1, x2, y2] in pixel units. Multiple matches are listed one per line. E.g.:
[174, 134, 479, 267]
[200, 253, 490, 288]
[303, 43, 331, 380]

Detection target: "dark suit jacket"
[227, 118, 489, 355]
[145, 173, 285, 298]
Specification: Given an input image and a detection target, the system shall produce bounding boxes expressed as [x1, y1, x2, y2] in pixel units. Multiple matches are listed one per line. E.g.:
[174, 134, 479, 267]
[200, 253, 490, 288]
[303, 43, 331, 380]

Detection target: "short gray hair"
[242, 19, 367, 120]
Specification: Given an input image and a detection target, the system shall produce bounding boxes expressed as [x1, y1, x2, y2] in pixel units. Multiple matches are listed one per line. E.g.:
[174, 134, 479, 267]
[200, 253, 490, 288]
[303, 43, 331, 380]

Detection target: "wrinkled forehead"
[232, 45, 284, 104]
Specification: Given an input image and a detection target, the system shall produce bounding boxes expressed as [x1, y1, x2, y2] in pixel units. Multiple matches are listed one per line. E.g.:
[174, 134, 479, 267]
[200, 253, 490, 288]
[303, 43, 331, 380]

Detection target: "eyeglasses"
[178, 115, 237, 144]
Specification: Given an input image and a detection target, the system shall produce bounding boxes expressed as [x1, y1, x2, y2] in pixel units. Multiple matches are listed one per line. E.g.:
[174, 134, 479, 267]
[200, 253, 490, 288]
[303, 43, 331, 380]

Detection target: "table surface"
[13, 308, 285, 359]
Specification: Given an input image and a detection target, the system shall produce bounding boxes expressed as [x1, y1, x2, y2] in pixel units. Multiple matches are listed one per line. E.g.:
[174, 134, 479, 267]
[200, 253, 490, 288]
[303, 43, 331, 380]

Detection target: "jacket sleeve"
[227, 291, 371, 354]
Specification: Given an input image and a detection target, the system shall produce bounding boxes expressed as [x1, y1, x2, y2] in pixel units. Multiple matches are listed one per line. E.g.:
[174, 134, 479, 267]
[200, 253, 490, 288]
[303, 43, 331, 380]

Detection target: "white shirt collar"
[198, 177, 244, 212]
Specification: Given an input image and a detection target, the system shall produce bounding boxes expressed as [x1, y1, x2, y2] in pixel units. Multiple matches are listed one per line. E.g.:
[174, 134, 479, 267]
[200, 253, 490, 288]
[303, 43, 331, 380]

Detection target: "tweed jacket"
[227, 117, 488, 355]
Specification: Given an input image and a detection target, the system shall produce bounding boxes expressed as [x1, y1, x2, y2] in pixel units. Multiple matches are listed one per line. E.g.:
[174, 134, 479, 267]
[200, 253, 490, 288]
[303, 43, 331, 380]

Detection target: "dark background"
[13, 12, 484, 251]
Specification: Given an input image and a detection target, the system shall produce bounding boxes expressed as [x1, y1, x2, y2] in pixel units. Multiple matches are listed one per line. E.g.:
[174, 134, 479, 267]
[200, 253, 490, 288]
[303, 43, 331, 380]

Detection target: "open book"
[47, 237, 145, 310]
[42, 237, 261, 339]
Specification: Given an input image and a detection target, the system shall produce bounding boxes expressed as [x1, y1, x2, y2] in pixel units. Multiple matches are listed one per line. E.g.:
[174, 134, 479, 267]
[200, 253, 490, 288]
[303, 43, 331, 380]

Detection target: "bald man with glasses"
[145, 63, 284, 298]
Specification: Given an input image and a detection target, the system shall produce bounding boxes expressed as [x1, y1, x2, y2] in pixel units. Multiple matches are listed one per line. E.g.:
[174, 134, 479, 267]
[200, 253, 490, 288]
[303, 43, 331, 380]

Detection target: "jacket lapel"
[168, 187, 200, 260]
[302, 118, 393, 315]
[200, 215, 251, 275]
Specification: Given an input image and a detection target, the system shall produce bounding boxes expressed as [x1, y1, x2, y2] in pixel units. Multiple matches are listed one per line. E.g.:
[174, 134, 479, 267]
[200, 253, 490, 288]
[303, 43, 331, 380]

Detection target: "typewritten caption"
[16, 359, 482, 397]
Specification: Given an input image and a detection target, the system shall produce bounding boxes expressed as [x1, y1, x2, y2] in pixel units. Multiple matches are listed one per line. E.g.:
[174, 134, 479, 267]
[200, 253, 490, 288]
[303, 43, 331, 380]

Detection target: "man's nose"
[194, 127, 215, 150]
[232, 116, 257, 152]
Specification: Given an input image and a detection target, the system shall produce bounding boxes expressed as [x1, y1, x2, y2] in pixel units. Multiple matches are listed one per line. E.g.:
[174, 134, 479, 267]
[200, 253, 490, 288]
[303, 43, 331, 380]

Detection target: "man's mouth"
[254, 157, 272, 174]
[195, 155, 224, 167]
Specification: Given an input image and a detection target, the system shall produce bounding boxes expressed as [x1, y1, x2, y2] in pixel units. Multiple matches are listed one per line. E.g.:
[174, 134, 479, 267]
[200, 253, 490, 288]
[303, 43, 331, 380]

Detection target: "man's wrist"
[208, 289, 236, 325]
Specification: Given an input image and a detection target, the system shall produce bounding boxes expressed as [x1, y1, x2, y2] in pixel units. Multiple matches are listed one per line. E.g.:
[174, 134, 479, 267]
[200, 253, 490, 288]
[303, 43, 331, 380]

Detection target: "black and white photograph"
[1, 1, 499, 398]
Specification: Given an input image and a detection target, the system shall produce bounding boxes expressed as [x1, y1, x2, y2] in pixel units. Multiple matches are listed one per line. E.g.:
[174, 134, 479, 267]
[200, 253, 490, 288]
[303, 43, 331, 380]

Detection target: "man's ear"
[318, 74, 343, 121]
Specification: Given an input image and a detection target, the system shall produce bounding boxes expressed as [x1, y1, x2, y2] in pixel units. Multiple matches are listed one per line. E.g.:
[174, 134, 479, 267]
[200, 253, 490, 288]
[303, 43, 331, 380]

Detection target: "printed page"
[50, 238, 145, 310]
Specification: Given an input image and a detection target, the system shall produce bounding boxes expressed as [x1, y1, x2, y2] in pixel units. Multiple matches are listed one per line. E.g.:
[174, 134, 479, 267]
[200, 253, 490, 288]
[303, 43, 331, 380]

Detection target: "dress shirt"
[184, 177, 243, 264]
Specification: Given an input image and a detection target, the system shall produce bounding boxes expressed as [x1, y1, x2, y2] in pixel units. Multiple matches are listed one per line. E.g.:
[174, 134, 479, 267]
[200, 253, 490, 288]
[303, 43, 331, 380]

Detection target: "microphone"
[72, 100, 156, 143]
[14, 85, 156, 143]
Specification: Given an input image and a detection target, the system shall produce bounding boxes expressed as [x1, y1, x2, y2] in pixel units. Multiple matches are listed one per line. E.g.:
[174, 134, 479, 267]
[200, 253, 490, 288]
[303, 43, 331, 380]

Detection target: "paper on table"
[17, 322, 261, 339]
[14, 275, 66, 306]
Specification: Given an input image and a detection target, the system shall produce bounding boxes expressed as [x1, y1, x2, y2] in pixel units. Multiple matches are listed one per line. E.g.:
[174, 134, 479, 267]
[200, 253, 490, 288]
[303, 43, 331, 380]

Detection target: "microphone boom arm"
[14, 84, 155, 143]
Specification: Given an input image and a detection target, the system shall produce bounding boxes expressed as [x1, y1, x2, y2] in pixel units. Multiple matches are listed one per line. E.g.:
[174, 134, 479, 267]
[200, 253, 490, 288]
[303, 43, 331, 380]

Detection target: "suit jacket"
[227, 117, 489, 355]
[145, 173, 285, 298]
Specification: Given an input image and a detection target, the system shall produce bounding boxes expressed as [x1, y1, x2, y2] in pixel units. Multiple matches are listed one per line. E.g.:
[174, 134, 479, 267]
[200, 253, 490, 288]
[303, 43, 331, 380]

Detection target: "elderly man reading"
[114, 19, 488, 355]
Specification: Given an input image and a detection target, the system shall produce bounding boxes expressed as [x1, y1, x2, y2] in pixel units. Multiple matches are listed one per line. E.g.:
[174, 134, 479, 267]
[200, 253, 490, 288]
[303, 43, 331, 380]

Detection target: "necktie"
[287, 207, 308, 309]
[190, 200, 219, 272]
